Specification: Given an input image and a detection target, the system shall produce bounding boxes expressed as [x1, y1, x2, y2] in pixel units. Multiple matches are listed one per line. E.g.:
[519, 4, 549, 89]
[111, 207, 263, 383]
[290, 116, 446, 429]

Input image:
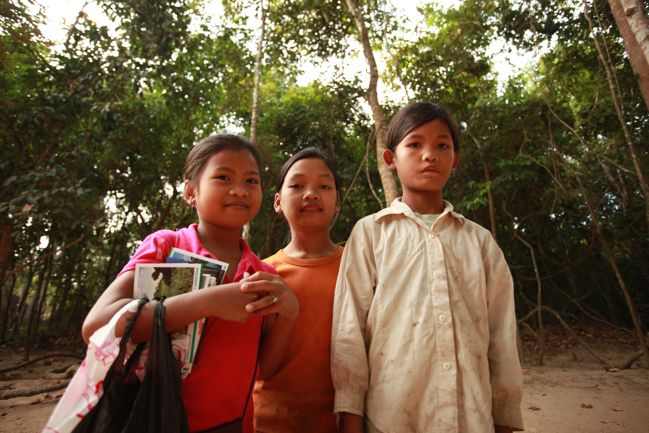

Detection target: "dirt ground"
[0, 325, 648, 433]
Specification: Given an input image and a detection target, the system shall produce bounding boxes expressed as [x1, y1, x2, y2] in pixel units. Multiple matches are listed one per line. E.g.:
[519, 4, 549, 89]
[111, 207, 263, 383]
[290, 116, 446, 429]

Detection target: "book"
[134, 263, 203, 378]
[134, 263, 203, 300]
[166, 248, 229, 376]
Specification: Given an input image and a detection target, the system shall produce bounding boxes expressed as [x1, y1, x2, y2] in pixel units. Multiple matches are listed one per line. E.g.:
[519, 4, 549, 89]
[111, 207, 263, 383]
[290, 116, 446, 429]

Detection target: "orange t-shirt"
[253, 247, 343, 433]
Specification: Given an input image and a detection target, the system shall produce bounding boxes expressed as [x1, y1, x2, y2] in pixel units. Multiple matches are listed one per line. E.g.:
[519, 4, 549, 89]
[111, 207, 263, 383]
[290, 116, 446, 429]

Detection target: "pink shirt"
[120, 224, 276, 432]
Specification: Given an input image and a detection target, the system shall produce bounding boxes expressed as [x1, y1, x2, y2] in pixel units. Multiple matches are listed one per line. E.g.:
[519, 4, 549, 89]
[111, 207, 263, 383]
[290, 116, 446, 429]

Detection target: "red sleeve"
[117, 230, 177, 277]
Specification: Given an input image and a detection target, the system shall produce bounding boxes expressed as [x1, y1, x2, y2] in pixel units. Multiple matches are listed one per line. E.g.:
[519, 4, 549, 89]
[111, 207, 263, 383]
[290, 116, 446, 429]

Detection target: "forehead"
[204, 149, 259, 172]
[286, 158, 333, 177]
[402, 119, 452, 140]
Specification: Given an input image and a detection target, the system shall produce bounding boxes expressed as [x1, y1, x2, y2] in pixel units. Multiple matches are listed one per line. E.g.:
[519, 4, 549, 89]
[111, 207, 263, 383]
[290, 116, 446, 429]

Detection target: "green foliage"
[247, 76, 377, 256]
[1, 0, 648, 347]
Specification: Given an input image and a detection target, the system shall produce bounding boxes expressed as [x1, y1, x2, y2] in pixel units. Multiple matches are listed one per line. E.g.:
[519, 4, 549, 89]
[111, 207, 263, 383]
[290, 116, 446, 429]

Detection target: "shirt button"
[434, 271, 443, 278]
[443, 362, 451, 370]
[430, 232, 436, 239]
[439, 314, 447, 323]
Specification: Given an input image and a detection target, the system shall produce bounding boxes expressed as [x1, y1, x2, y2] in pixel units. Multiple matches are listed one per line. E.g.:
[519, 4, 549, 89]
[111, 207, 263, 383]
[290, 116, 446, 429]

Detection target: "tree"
[608, 0, 649, 109]
[344, 0, 398, 205]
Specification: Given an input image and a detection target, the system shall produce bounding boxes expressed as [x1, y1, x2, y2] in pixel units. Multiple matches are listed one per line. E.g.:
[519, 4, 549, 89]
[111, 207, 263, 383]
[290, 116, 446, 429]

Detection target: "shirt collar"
[374, 198, 466, 225]
[188, 224, 258, 282]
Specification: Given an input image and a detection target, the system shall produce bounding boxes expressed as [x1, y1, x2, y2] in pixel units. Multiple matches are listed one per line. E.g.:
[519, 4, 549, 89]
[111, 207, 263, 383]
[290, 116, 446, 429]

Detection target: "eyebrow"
[287, 172, 334, 179]
[212, 166, 260, 176]
[406, 133, 452, 140]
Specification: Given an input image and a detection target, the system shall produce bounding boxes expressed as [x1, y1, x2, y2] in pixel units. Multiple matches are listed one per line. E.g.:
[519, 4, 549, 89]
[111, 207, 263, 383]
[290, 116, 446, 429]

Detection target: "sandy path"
[1, 346, 648, 432]
[521, 365, 649, 432]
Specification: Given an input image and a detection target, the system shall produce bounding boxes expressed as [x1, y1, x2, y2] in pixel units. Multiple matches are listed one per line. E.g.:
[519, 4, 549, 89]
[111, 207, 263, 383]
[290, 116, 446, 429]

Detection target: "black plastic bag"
[72, 298, 148, 433]
[73, 297, 189, 433]
[123, 297, 189, 433]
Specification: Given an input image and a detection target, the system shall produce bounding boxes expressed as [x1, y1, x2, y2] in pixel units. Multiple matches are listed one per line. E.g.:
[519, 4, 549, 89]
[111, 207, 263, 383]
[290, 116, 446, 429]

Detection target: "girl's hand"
[240, 272, 299, 319]
[208, 282, 259, 323]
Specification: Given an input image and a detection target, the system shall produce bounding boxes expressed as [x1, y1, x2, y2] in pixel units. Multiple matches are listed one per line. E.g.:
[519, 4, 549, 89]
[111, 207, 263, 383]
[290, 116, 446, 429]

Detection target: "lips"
[421, 165, 440, 174]
[225, 201, 249, 210]
[301, 204, 322, 212]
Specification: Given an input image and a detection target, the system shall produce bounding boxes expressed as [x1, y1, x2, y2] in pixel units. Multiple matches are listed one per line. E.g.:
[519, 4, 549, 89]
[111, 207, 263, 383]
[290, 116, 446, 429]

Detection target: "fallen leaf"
[528, 406, 541, 411]
[581, 403, 593, 409]
[609, 407, 624, 412]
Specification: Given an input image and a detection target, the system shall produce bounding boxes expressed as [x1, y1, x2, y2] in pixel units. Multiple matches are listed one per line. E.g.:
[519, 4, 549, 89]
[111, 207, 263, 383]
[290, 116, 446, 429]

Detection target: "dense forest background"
[1, 0, 648, 365]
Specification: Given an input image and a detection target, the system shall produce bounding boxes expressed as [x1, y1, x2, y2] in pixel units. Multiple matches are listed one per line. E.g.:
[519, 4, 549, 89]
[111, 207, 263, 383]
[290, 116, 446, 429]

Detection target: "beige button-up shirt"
[331, 199, 523, 433]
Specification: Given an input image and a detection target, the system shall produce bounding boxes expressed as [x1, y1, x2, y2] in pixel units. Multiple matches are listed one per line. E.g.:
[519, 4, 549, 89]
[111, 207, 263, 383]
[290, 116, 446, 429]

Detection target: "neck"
[401, 191, 445, 214]
[283, 229, 337, 259]
[196, 221, 242, 258]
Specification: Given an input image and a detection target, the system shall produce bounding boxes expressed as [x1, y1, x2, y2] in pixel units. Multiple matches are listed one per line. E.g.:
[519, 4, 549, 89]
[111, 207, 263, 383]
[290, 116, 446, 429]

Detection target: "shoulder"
[144, 229, 180, 245]
[134, 229, 179, 257]
[459, 217, 492, 238]
[263, 250, 283, 264]
[262, 250, 285, 270]
[254, 256, 277, 274]
[351, 211, 386, 233]
[452, 217, 505, 258]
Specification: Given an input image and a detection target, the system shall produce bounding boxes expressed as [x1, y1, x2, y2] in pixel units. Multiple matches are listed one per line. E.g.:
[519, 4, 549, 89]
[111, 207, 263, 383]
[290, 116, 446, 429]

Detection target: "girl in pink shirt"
[82, 134, 299, 433]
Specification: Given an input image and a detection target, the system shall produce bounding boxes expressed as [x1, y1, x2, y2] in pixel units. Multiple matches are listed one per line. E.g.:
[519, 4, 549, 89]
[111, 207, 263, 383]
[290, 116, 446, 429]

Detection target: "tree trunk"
[344, 0, 398, 206]
[467, 131, 498, 240]
[545, 100, 649, 366]
[249, 0, 267, 146]
[512, 229, 545, 365]
[585, 1, 649, 230]
[24, 258, 48, 360]
[0, 274, 16, 343]
[578, 178, 649, 366]
[0, 223, 13, 290]
[13, 263, 34, 338]
[608, 0, 649, 110]
[35, 254, 54, 338]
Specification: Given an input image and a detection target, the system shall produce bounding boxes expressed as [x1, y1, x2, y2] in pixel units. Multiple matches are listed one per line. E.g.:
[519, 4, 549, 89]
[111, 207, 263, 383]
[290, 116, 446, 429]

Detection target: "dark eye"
[215, 175, 230, 181]
[320, 184, 332, 190]
[247, 177, 260, 185]
[288, 183, 301, 189]
[407, 142, 421, 148]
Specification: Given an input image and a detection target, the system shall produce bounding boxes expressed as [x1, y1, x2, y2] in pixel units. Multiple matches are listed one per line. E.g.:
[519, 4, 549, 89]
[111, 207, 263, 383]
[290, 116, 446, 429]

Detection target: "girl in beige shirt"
[331, 102, 524, 433]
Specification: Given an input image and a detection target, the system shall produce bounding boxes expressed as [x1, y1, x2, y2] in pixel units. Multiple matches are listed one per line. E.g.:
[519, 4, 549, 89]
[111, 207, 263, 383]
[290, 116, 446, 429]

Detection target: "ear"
[383, 148, 396, 170]
[184, 179, 196, 207]
[273, 192, 282, 214]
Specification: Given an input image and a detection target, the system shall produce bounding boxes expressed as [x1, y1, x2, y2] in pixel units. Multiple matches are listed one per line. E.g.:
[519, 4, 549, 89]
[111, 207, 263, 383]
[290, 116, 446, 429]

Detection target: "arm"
[331, 220, 375, 418]
[340, 412, 364, 433]
[484, 236, 524, 431]
[239, 271, 299, 379]
[81, 270, 259, 344]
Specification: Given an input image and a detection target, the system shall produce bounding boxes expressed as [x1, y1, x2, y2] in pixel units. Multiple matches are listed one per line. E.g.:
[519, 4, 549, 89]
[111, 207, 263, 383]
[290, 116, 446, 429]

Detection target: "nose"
[229, 183, 250, 196]
[422, 147, 437, 162]
[303, 187, 320, 200]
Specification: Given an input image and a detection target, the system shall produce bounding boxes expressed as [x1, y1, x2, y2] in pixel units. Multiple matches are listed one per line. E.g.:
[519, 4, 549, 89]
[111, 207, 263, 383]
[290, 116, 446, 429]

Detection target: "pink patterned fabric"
[42, 299, 143, 433]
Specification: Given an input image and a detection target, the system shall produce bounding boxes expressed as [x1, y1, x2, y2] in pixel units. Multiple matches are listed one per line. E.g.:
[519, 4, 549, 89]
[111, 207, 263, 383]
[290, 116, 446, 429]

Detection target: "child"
[331, 102, 524, 433]
[81, 134, 299, 433]
[253, 148, 343, 432]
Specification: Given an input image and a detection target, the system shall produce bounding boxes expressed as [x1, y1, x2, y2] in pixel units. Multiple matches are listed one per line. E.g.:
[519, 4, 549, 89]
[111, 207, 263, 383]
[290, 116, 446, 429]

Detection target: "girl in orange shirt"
[253, 148, 343, 433]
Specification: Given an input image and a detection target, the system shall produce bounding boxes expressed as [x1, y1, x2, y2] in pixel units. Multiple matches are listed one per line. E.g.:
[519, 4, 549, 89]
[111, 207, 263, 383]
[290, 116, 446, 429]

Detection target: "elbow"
[81, 319, 94, 345]
[257, 362, 280, 381]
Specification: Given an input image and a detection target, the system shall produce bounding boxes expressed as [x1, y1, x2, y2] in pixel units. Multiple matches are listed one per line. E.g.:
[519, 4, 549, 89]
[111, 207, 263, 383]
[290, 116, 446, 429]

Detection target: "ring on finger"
[271, 295, 279, 304]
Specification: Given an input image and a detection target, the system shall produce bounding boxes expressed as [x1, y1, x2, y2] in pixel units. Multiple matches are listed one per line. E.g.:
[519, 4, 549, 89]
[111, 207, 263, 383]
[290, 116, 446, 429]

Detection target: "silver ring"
[271, 295, 279, 304]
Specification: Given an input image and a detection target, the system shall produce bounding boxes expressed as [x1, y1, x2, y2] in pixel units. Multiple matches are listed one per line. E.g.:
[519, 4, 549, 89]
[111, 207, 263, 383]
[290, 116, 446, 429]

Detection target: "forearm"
[340, 413, 363, 433]
[258, 314, 296, 379]
[82, 270, 254, 343]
